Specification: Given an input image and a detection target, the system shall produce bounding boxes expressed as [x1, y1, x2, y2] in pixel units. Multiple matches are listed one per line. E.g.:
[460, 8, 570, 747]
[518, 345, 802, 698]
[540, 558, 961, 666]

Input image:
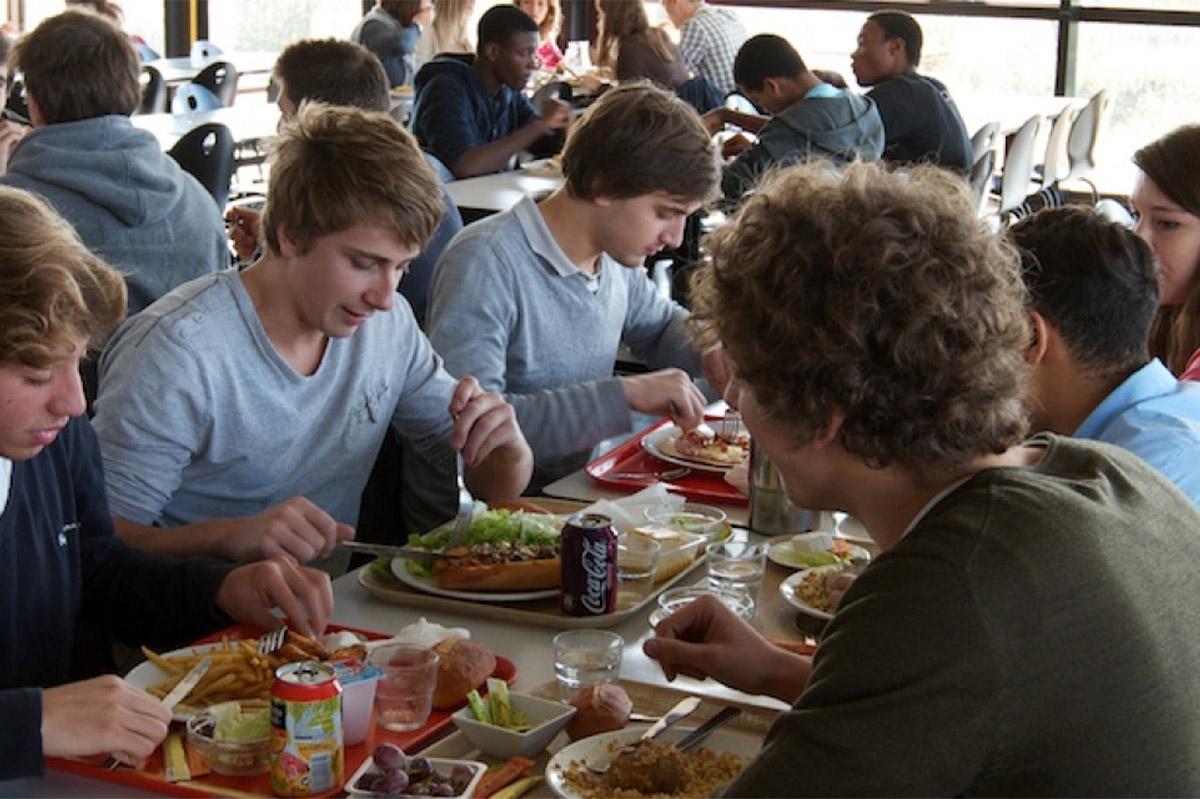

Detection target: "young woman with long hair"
[514, 0, 563, 69]
[1131, 125, 1200, 381]
[594, 0, 688, 88]
[415, 0, 475, 69]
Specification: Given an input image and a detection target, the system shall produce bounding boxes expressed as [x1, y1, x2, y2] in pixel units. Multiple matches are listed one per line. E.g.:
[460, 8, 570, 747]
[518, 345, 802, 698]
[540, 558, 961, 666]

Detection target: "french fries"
[139, 631, 343, 707]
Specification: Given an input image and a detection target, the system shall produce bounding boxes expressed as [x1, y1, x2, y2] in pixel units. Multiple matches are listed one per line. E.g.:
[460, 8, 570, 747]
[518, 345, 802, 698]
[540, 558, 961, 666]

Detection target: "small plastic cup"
[706, 539, 767, 597]
[644, 502, 728, 540]
[331, 658, 382, 746]
[368, 644, 439, 732]
[617, 533, 661, 582]
[552, 630, 622, 702]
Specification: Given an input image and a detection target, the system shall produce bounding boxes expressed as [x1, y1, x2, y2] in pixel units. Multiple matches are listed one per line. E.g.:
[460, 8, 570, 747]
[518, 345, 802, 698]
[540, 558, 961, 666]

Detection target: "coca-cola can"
[560, 512, 617, 615]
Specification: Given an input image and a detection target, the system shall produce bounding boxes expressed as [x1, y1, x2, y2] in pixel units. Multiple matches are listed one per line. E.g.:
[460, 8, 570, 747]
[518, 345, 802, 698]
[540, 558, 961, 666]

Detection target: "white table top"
[445, 171, 563, 214]
[144, 51, 278, 85]
[131, 104, 280, 151]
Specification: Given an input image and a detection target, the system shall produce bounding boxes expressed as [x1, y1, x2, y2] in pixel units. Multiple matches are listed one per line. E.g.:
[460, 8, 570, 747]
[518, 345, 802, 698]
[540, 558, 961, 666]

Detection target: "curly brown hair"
[691, 161, 1030, 473]
[0, 186, 126, 367]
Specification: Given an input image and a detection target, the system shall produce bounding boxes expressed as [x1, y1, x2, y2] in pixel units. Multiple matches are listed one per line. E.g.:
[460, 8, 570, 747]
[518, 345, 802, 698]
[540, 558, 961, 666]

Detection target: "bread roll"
[565, 683, 632, 741]
[431, 637, 497, 709]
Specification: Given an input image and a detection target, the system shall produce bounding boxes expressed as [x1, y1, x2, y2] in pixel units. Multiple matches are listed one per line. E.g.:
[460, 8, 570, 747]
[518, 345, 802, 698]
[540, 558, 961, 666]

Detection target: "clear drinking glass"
[368, 644, 439, 732]
[552, 630, 623, 702]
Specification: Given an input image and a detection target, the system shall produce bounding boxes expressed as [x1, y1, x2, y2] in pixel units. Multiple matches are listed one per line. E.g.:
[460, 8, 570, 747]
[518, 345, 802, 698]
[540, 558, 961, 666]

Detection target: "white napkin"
[580, 484, 684, 534]
[333, 617, 473, 653]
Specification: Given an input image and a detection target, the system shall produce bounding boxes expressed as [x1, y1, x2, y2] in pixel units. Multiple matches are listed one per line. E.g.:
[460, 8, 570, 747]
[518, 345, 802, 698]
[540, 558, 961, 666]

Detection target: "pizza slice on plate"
[666, 428, 750, 467]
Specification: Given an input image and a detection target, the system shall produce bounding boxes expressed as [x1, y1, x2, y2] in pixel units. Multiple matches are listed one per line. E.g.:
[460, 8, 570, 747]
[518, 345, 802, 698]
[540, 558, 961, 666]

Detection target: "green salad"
[402, 509, 561, 577]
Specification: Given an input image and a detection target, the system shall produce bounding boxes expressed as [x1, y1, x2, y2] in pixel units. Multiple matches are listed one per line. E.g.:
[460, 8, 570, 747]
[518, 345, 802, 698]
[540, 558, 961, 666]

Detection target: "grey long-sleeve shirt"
[424, 195, 702, 492]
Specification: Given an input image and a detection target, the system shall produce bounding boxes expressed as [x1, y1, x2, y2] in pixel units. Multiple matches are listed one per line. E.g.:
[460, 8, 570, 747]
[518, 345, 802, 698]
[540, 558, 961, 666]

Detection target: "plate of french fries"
[127, 630, 367, 719]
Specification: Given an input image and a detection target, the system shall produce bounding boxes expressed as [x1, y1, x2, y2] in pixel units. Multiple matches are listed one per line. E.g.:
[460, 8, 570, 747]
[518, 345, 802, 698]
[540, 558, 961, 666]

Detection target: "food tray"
[357, 551, 708, 630]
[417, 679, 777, 799]
[586, 419, 748, 506]
[47, 623, 517, 798]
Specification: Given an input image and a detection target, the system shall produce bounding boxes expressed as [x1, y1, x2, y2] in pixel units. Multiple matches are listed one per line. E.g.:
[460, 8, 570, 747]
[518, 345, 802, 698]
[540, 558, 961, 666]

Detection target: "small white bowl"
[451, 692, 577, 759]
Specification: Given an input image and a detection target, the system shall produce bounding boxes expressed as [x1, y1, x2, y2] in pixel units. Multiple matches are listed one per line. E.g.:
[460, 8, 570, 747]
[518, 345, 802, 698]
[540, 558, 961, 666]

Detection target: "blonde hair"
[0, 186, 127, 367]
[262, 103, 444, 256]
[514, 0, 560, 42]
[430, 0, 475, 53]
[691, 161, 1030, 474]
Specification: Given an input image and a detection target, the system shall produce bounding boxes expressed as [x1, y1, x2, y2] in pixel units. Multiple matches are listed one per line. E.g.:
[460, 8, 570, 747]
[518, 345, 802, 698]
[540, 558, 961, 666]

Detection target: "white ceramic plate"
[545, 723, 757, 799]
[641, 424, 750, 474]
[779, 566, 845, 621]
[766, 533, 871, 571]
[124, 641, 229, 720]
[390, 558, 558, 603]
[518, 157, 562, 178]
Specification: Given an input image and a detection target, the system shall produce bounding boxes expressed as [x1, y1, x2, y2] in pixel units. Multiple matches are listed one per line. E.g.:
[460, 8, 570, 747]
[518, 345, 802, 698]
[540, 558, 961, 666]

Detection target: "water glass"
[552, 630, 623, 702]
[617, 533, 661, 582]
[706, 539, 766, 597]
[368, 644, 439, 732]
[645, 502, 728, 540]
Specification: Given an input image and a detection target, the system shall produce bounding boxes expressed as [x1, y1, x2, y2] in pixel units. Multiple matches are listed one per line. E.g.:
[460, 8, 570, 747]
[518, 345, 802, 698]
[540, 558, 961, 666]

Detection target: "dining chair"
[1037, 103, 1078, 188]
[996, 114, 1045, 216]
[969, 121, 1000, 164]
[193, 61, 240, 107]
[968, 149, 996, 217]
[167, 122, 235, 210]
[137, 65, 167, 115]
[4, 77, 30, 123]
[189, 39, 223, 63]
[1065, 89, 1112, 187]
[170, 83, 222, 115]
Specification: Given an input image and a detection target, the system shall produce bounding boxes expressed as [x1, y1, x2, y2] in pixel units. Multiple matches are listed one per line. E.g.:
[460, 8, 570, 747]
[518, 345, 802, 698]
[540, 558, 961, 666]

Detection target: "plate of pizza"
[642, 423, 751, 472]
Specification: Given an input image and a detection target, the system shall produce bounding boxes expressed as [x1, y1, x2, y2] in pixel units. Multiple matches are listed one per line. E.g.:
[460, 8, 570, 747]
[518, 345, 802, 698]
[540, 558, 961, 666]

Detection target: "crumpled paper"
[580, 484, 685, 534]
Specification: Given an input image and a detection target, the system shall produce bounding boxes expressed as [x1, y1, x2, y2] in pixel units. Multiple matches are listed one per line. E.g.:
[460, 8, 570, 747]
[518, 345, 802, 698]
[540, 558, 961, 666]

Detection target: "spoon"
[585, 696, 702, 773]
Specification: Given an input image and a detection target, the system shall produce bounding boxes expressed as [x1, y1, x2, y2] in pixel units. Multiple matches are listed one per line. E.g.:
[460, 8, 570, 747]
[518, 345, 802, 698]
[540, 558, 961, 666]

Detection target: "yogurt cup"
[331, 657, 383, 746]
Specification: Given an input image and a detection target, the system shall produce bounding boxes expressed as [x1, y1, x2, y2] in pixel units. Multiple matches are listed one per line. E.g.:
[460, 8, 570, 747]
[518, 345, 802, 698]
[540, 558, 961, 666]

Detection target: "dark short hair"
[273, 39, 389, 112]
[380, 0, 425, 27]
[733, 34, 807, 92]
[868, 10, 922, 67]
[562, 82, 718, 203]
[13, 10, 139, 122]
[1010, 206, 1158, 378]
[478, 4, 538, 48]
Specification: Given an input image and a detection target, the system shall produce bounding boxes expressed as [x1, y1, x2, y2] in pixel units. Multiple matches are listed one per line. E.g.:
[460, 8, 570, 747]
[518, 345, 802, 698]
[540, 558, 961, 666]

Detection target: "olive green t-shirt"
[729, 434, 1200, 796]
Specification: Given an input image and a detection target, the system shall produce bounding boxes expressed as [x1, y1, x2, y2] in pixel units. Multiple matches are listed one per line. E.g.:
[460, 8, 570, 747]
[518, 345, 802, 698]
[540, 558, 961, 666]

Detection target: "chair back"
[970, 121, 1000, 163]
[1096, 198, 1135, 228]
[167, 122, 235, 210]
[968, 149, 996, 215]
[189, 39, 223, 65]
[4, 78, 30, 123]
[999, 114, 1044, 214]
[676, 76, 724, 115]
[1040, 104, 1077, 186]
[725, 92, 758, 115]
[193, 61, 240, 107]
[171, 83, 222, 115]
[1066, 89, 1112, 181]
[137, 65, 167, 115]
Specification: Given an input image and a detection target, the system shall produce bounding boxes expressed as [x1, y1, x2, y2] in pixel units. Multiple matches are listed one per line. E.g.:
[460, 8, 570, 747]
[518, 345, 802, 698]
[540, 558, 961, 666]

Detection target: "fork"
[449, 450, 474, 546]
[719, 407, 743, 443]
[258, 625, 288, 655]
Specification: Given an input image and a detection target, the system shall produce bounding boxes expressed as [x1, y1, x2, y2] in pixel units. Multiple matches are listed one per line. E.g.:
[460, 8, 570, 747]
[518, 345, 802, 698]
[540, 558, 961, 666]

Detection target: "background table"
[131, 105, 280, 153]
[445, 171, 563, 222]
[145, 51, 278, 86]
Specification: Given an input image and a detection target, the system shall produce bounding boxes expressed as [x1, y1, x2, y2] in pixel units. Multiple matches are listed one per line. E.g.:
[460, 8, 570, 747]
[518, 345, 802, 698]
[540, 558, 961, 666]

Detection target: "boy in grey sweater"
[421, 83, 722, 494]
[93, 104, 532, 572]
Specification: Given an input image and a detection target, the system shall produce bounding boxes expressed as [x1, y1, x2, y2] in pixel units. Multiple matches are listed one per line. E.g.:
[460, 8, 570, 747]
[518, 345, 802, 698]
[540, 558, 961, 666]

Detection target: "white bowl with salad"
[451, 679, 576, 758]
[766, 531, 872, 570]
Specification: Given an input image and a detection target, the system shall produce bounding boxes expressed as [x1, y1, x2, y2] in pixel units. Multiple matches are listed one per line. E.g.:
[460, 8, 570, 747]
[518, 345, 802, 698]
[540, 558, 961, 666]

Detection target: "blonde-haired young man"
[93, 104, 532, 571]
[0, 185, 334, 779]
[645, 161, 1200, 795]
[418, 83, 721, 499]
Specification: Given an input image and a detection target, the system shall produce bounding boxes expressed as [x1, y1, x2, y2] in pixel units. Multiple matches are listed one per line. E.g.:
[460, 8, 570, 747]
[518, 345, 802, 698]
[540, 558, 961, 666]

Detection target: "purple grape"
[371, 770, 410, 797]
[406, 782, 431, 796]
[355, 771, 381, 791]
[407, 757, 432, 781]
[449, 764, 474, 792]
[428, 783, 455, 797]
[373, 742, 406, 772]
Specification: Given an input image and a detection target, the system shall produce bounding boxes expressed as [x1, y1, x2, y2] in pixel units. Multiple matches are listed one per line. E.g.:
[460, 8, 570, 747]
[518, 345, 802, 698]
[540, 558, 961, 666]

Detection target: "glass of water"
[552, 629, 623, 701]
[706, 539, 766, 598]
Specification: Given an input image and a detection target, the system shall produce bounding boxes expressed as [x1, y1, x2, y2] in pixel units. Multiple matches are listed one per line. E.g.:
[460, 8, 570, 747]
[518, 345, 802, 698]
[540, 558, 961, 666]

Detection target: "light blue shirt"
[804, 82, 843, 100]
[1075, 359, 1200, 507]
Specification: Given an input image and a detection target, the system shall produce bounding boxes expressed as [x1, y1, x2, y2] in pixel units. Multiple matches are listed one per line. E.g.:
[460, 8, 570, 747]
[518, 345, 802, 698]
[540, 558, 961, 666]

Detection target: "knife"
[338, 541, 466, 561]
[643, 696, 702, 741]
[675, 705, 741, 752]
[161, 654, 213, 712]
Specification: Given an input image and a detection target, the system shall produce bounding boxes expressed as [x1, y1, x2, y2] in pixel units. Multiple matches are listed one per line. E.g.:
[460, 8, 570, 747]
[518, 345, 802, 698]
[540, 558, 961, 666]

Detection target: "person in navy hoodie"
[0, 186, 334, 780]
[410, 4, 571, 179]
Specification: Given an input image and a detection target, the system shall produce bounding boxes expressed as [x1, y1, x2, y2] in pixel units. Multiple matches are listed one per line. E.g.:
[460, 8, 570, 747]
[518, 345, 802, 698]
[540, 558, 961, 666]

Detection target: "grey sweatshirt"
[0, 115, 227, 315]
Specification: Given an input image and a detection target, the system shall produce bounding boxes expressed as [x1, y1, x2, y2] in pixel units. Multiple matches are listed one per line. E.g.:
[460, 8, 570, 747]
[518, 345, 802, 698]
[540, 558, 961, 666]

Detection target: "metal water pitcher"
[748, 439, 817, 535]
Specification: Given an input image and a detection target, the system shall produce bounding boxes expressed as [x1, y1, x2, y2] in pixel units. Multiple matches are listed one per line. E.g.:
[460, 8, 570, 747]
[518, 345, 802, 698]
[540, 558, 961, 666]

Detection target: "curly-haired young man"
[645, 161, 1200, 795]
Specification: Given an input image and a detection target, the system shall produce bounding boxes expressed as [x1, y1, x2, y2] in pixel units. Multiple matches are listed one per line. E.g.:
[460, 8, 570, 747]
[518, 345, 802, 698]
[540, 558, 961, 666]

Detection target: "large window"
[19, 0, 165, 55]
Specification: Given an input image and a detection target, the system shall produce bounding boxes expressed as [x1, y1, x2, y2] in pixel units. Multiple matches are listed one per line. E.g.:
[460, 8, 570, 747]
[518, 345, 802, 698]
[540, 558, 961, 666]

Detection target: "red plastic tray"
[47, 623, 516, 797]
[586, 418, 748, 506]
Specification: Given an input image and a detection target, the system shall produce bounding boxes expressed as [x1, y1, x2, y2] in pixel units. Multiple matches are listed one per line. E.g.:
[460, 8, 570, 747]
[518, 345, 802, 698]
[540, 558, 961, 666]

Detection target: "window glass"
[19, 0, 163, 55]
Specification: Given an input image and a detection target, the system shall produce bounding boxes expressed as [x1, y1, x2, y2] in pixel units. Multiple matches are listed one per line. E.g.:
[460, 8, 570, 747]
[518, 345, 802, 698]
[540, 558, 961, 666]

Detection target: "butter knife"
[676, 705, 741, 752]
[106, 655, 212, 770]
[338, 541, 465, 561]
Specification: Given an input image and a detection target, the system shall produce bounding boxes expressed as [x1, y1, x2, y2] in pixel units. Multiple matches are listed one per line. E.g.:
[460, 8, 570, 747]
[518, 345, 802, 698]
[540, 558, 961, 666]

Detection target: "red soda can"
[270, 661, 343, 797]
[560, 512, 617, 615]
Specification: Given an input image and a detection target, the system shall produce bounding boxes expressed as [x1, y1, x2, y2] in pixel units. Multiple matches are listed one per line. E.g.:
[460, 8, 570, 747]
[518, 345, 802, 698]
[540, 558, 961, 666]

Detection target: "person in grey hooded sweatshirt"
[0, 10, 226, 319]
[706, 34, 884, 206]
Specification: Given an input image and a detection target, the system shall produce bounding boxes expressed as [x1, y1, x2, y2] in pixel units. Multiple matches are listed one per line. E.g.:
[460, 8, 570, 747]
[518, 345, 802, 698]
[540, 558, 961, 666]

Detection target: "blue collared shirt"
[1075, 359, 1200, 507]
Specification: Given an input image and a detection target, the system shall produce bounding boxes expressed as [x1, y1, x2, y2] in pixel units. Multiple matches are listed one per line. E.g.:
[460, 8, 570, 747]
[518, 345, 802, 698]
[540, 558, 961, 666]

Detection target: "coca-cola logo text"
[579, 538, 612, 614]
